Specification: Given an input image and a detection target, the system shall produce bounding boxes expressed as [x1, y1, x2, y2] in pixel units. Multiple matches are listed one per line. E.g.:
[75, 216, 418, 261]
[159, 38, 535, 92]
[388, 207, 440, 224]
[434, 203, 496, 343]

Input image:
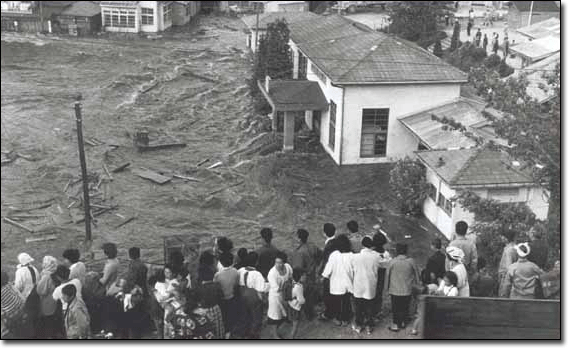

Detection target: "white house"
[264, 1, 308, 12]
[100, 1, 174, 33]
[416, 148, 549, 239]
[257, 15, 468, 165]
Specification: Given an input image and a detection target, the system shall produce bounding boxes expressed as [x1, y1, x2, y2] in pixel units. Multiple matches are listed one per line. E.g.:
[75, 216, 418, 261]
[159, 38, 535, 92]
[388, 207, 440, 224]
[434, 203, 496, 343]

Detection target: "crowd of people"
[0, 220, 560, 339]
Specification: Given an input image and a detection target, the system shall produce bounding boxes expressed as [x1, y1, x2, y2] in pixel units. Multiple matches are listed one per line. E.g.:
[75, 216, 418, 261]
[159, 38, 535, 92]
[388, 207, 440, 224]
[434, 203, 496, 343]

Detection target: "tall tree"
[449, 19, 460, 51]
[468, 63, 560, 255]
[388, 1, 453, 44]
[253, 19, 293, 81]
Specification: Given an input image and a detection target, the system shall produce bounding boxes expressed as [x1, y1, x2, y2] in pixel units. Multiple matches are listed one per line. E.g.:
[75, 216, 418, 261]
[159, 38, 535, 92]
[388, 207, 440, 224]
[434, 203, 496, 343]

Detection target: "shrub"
[447, 41, 487, 72]
[433, 39, 443, 57]
[498, 60, 515, 78]
[484, 54, 502, 69]
[389, 157, 429, 216]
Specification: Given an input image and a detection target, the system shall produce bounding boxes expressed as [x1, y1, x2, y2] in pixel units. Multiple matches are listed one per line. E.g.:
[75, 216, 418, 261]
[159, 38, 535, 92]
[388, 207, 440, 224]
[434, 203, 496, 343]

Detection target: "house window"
[311, 63, 327, 84]
[163, 3, 172, 22]
[427, 183, 437, 202]
[488, 188, 521, 202]
[141, 7, 154, 25]
[298, 52, 307, 80]
[103, 8, 135, 28]
[360, 108, 389, 157]
[329, 101, 336, 151]
[438, 192, 453, 216]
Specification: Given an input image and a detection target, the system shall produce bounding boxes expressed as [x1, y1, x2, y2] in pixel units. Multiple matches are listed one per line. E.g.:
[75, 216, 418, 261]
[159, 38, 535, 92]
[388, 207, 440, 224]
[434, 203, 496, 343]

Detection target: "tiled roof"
[41, 1, 77, 7]
[511, 1, 560, 12]
[241, 11, 319, 30]
[510, 52, 559, 104]
[291, 16, 467, 84]
[259, 80, 329, 111]
[510, 34, 560, 60]
[61, 1, 101, 17]
[417, 149, 534, 188]
[288, 14, 372, 44]
[399, 98, 491, 149]
[517, 18, 560, 39]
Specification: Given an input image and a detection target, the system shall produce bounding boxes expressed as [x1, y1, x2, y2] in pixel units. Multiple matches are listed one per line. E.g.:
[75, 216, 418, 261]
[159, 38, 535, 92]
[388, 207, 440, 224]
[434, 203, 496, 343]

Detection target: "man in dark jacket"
[256, 228, 280, 279]
[528, 231, 548, 270]
[423, 238, 446, 285]
[291, 229, 321, 319]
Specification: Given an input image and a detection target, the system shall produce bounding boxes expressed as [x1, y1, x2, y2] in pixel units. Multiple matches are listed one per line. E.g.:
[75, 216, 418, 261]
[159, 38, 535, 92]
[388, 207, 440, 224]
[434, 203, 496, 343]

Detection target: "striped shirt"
[1, 284, 25, 321]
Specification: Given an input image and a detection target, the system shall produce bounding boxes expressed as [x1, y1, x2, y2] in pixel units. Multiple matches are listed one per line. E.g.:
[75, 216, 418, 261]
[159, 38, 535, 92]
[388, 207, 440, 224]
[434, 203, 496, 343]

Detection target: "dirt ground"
[1, 15, 443, 339]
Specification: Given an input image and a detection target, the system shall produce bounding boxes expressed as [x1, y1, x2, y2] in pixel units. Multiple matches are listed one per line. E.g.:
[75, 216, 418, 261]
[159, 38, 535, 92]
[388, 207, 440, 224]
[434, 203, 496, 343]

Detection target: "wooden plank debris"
[173, 174, 202, 182]
[197, 158, 210, 167]
[132, 168, 172, 184]
[115, 216, 136, 229]
[103, 164, 113, 181]
[112, 163, 131, 173]
[3, 217, 35, 233]
[26, 234, 57, 243]
[207, 161, 223, 170]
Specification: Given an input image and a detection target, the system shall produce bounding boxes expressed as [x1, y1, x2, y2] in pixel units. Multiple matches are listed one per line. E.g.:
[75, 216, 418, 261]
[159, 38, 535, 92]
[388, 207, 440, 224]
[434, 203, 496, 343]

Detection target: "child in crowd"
[288, 268, 306, 339]
[440, 271, 459, 297]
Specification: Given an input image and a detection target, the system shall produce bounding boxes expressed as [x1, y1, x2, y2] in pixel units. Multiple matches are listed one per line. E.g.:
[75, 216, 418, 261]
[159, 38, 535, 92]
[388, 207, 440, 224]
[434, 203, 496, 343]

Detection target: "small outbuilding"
[56, 1, 102, 35]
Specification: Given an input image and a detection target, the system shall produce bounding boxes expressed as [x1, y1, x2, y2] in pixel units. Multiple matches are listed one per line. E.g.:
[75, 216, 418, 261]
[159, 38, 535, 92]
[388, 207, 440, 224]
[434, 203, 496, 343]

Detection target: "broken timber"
[112, 163, 131, 173]
[132, 168, 172, 184]
[207, 181, 244, 196]
[26, 234, 57, 243]
[173, 174, 202, 182]
[3, 217, 35, 233]
[115, 216, 136, 228]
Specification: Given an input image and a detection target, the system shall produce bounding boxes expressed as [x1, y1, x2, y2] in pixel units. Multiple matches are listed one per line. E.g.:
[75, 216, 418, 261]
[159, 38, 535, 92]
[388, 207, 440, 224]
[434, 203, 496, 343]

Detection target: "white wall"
[423, 166, 550, 239]
[341, 83, 461, 165]
[265, 1, 308, 12]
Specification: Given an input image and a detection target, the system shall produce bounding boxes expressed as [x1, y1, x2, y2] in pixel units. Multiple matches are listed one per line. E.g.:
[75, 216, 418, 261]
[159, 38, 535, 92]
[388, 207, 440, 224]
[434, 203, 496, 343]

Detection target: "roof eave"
[450, 182, 535, 189]
[333, 79, 468, 85]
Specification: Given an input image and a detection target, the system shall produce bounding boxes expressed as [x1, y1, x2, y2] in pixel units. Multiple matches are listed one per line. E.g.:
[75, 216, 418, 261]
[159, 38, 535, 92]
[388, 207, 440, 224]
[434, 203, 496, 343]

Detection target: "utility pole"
[74, 94, 92, 241]
[528, 1, 534, 26]
[254, 5, 260, 52]
[39, 1, 44, 32]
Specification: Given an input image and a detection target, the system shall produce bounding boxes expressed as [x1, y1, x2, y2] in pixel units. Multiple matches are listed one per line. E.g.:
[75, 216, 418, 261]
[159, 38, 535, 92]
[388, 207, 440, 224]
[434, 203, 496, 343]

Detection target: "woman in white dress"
[267, 251, 293, 339]
[444, 246, 470, 297]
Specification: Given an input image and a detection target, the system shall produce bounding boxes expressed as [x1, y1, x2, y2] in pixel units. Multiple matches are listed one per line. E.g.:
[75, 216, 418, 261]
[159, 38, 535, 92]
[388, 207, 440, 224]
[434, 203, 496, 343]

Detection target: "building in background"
[507, 1, 559, 29]
[264, 1, 308, 12]
[100, 1, 174, 33]
[1, 1, 75, 32]
[56, 1, 102, 35]
[172, 1, 200, 26]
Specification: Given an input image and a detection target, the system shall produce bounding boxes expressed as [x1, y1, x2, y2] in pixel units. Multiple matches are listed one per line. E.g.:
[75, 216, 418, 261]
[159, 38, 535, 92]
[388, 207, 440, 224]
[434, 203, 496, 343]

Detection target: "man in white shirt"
[14, 252, 39, 300]
[351, 237, 387, 335]
[238, 252, 268, 301]
[321, 235, 354, 326]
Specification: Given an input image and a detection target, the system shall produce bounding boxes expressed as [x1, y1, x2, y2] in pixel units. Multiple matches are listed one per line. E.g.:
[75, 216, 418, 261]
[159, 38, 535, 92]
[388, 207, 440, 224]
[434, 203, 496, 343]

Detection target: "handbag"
[24, 266, 41, 321]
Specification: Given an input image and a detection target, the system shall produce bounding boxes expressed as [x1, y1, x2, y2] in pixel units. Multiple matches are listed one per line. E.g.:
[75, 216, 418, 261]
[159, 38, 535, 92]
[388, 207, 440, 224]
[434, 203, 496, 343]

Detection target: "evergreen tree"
[388, 1, 453, 44]
[253, 19, 293, 81]
[433, 38, 443, 57]
[450, 20, 460, 51]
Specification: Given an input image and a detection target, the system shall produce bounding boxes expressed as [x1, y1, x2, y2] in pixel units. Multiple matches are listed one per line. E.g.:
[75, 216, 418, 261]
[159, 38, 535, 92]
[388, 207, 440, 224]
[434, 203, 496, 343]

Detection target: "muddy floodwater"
[1, 16, 440, 288]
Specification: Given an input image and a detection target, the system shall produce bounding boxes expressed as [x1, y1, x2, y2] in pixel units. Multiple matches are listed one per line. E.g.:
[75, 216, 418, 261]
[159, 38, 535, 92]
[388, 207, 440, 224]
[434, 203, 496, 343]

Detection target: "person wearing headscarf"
[499, 243, 544, 299]
[1, 269, 27, 338]
[443, 246, 469, 297]
[36, 256, 62, 338]
[14, 253, 39, 300]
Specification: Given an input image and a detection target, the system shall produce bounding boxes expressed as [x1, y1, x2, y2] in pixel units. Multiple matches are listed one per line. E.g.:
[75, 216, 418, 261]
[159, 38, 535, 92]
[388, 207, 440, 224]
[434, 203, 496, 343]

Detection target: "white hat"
[17, 253, 34, 267]
[515, 242, 531, 258]
[445, 246, 465, 263]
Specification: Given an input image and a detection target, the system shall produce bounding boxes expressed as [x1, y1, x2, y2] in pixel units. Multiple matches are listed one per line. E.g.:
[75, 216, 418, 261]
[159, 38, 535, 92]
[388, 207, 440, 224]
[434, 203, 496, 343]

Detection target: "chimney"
[265, 75, 271, 93]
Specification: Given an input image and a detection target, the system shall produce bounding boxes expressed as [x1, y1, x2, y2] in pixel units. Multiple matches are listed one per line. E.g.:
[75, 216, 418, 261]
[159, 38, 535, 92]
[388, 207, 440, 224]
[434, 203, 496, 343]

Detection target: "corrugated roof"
[61, 1, 101, 17]
[510, 52, 559, 103]
[517, 18, 560, 39]
[241, 11, 319, 30]
[417, 148, 534, 187]
[290, 15, 467, 84]
[259, 80, 329, 111]
[510, 34, 560, 60]
[399, 98, 489, 149]
[511, 1, 560, 12]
